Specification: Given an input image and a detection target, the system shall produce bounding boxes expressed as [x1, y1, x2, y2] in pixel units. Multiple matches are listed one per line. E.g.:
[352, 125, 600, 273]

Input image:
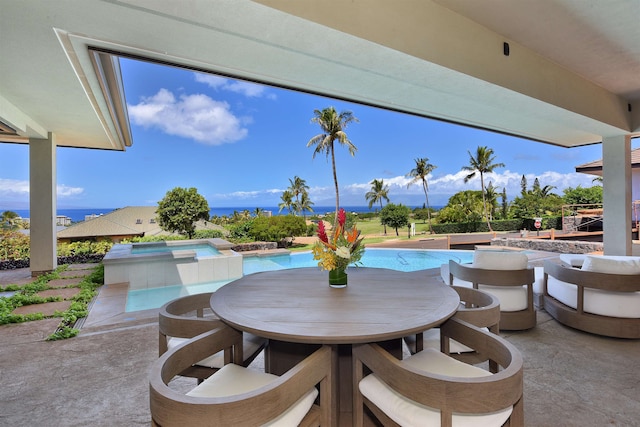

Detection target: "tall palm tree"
[407, 157, 437, 234]
[298, 191, 315, 219]
[278, 190, 294, 214]
[365, 179, 390, 234]
[288, 176, 309, 216]
[462, 146, 505, 232]
[307, 107, 358, 223]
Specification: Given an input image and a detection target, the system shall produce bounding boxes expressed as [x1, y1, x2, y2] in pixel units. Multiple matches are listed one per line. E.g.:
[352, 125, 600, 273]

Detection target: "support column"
[29, 133, 57, 275]
[602, 135, 632, 255]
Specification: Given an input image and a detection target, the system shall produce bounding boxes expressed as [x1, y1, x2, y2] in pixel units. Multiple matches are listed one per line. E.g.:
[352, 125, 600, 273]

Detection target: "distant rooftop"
[575, 148, 640, 176]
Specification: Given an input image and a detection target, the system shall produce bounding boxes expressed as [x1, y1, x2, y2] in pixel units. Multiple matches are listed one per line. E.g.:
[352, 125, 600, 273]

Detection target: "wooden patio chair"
[150, 324, 332, 426]
[404, 285, 500, 368]
[159, 292, 267, 382]
[448, 251, 536, 330]
[354, 317, 523, 427]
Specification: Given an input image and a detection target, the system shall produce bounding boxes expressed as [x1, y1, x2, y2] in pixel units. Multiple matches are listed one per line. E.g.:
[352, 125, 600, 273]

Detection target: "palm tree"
[462, 146, 505, 232]
[278, 190, 294, 214]
[407, 157, 437, 234]
[484, 181, 499, 221]
[307, 107, 359, 223]
[365, 179, 390, 234]
[288, 176, 310, 216]
[298, 191, 315, 219]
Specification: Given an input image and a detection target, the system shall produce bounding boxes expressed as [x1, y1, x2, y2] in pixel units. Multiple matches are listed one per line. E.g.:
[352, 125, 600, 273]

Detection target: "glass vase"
[328, 268, 348, 288]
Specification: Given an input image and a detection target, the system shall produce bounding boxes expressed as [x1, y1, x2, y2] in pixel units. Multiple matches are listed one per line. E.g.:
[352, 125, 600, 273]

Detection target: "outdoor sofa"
[543, 255, 640, 338]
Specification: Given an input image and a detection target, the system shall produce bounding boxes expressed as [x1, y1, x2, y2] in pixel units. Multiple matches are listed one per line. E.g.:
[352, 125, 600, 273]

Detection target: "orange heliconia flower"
[346, 227, 359, 243]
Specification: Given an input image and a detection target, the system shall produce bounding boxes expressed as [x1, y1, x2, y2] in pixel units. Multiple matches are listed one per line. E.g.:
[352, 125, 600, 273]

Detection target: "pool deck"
[2, 249, 639, 426]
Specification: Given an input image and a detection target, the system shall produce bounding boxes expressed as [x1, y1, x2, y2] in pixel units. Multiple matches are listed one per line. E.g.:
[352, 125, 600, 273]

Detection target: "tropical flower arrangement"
[312, 208, 365, 272]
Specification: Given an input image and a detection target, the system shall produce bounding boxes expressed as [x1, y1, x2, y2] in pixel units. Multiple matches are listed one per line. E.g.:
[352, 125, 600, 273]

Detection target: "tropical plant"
[0, 230, 30, 260]
[249, 216, 307, 248]
[297, 191, 315, 219]
[1, 210, 20, 230]
[312, 208, 364, 271]
[563, 185, 603, 205]
[407, 157, 437, 233]
[379, 203, 411, 236]
[307, 107, 359, 223]
[287, 176, 310, 216]
[511, 179, 563, 219]
[278, 190, 294, 214]
[500, 187, 509, 220]
[461, 146, 505, 231]
[365, 179, 390, 234]
[484, 181, 499, 221]
[156, 187, 210, 239]
[437, 190, 484, 223]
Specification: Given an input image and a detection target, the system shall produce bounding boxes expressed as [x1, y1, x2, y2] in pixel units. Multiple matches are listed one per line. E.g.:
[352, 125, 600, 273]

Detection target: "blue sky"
[1, 58, 621, 211]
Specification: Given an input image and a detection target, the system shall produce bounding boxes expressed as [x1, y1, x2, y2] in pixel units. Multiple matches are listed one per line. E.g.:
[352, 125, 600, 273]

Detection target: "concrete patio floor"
[1, 263, 639, 426]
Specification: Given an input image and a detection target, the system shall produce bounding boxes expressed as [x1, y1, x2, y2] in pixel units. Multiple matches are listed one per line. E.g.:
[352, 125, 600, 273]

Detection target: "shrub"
[0, 230, 30, 260]
[248, 216, 307, 247]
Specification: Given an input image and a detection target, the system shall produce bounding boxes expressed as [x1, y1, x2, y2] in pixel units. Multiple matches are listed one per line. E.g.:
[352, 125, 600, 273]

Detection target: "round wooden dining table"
[210, 267, 460, 426]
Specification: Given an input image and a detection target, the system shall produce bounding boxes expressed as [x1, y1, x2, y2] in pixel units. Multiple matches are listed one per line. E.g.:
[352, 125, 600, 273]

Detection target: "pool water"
[243, 248, 473, 274]
[125, 280, 232, 312]
[131, 243, 221, 257]
[125, 248, 472, 312]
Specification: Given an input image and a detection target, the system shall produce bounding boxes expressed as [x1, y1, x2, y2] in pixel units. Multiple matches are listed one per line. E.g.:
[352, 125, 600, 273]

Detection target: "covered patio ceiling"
[1, 0, 639, 151]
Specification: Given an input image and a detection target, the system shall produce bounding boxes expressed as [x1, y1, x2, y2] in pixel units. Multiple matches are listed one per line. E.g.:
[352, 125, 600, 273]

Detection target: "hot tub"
[103, 238, 242, 290]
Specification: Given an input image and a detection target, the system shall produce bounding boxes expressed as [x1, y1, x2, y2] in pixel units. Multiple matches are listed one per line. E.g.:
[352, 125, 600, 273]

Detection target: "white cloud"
[352, 170, 597, 203]
[0, 179, 30, 198]
[57, 184, 84, 197]
[128, 88, 248, 145]
[194, 74, 274, 98]
[204, 170, 598, 208]
[0, 179, 84, 203]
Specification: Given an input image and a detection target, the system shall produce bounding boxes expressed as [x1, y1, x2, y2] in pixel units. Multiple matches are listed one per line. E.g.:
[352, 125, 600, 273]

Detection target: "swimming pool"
[243, 248, 473, 274]
[125, 248, 473, 312]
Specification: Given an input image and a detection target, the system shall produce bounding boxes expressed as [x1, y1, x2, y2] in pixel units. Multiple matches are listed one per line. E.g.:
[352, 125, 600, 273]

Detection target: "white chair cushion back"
[187, 363, 318, 426]
[473, 250, 528, 270]
[441, 252, 529, 312]
[582, 255, 640, 274]
[547, 272, 640, 318]
[359, 348, 512, 427]
[167, 333, 265, 369]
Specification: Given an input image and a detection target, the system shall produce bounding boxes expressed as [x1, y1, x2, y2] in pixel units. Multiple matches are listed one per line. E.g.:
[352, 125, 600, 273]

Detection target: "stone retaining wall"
[231, 242, 278, 252]
[491, 237, 603, 254]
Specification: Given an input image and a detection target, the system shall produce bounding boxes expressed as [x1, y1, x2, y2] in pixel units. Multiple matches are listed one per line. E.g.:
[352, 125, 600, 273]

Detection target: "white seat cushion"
[187, 363, 318, 426]
[559, 254, 587, 268]
[359, 348, 512, 427]
[406, 327, 489, 354]
[168, 333, 265, 368]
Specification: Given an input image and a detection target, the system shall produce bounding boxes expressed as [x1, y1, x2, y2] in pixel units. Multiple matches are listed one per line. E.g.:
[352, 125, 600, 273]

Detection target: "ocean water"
[3, 205, 438, 223]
